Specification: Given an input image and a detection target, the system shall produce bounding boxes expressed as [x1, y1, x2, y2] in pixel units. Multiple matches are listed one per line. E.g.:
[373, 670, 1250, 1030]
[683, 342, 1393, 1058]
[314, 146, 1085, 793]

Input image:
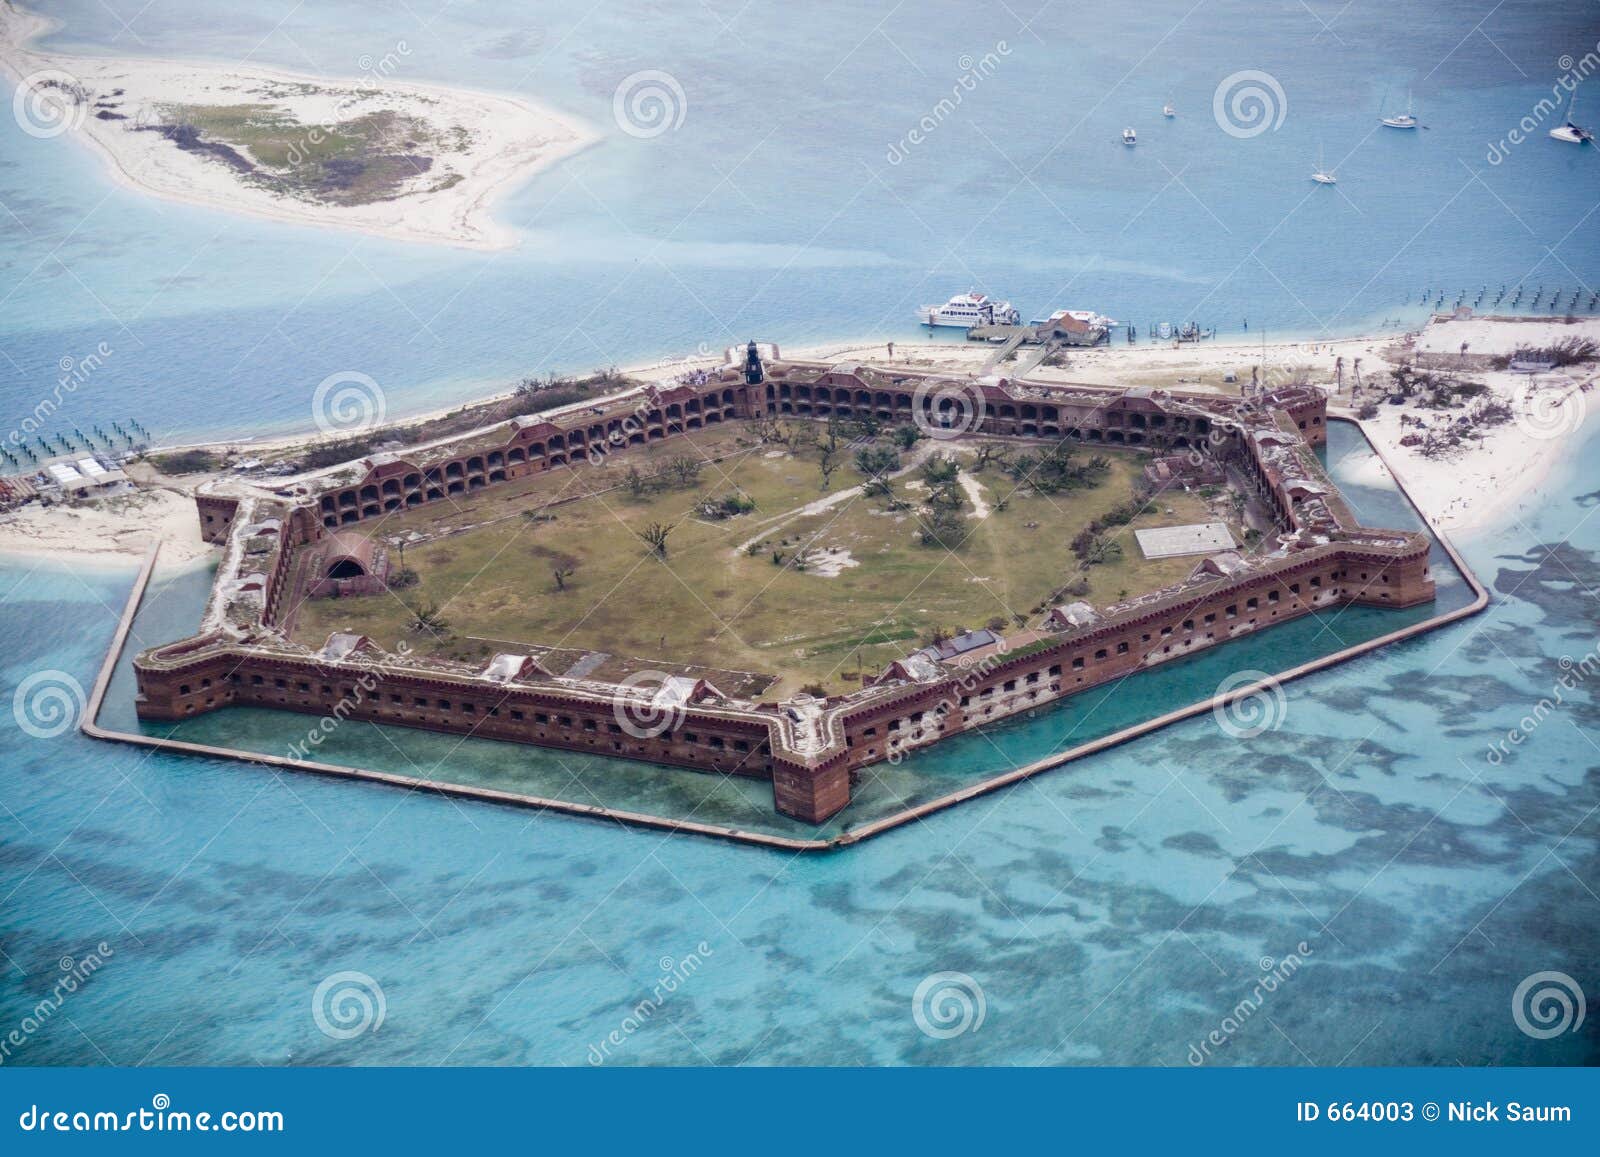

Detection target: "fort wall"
[135, 359, 1429, 826]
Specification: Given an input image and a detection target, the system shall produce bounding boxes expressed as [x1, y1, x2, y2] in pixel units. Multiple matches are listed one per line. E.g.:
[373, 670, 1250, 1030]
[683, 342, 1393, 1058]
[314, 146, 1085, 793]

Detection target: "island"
[0, 0, 595, 248]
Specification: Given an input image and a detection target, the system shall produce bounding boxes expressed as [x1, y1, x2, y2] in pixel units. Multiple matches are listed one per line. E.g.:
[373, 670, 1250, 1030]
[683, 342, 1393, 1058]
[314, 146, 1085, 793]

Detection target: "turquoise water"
[2, 1, 1598, 1066]
[2, 0, 1598, 441]
[104, 423, 1475, 843]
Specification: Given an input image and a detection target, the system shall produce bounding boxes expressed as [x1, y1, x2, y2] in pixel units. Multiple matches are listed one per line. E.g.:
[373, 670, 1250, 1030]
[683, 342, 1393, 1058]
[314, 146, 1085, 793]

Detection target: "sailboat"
[1381, 93, 1418, 129]
[1311, 145, 1337, 185]
[1550, 90, 1594, 143]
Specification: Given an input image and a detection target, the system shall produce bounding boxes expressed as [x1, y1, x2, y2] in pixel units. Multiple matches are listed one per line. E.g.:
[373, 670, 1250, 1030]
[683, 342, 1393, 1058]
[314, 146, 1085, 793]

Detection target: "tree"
[1083, 535, 1123, 566]
[551, 564, 575, 591]
[818, 447, 840, 490]
[971, 444, 1010, 473]
[667, 456, 702, 487]
[918, 502, 966, 549]
[854, 443, 900, 481]
[408, 599, 449, 635]
[625, 465, 646, 497]
[894, 424, 923, 450]
[922, 452, 960, 488]
[638, 521, 674, 559]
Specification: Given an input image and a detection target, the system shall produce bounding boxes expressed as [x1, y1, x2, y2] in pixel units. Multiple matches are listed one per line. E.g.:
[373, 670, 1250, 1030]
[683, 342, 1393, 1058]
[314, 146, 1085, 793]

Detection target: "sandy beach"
[0, 486, 210, 567]
[2, 315, 1594, 566]
[0, 1, 596, 249]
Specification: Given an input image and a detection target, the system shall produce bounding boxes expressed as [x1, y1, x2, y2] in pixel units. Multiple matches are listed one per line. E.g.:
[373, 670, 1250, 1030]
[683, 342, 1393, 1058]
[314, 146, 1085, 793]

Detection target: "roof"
[913, 628, 1001, 663]
[1134, 522, 1237, 559]
[319, 633, 374, 661]
[1050, 601, 1098, 629]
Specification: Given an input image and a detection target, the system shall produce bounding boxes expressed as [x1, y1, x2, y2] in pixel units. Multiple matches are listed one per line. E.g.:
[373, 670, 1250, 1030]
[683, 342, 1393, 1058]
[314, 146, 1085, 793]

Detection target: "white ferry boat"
[917, 291, 1021, 328]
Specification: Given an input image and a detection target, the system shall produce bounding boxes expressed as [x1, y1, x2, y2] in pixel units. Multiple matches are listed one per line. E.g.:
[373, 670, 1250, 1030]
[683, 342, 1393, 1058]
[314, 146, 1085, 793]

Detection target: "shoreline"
[0, 1, 598, 250]
[3, 316, 1595, 566]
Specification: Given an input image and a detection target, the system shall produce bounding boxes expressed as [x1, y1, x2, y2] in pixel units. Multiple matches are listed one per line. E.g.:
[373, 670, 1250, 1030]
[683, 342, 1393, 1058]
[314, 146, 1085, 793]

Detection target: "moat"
[93, 348, 1482, 844]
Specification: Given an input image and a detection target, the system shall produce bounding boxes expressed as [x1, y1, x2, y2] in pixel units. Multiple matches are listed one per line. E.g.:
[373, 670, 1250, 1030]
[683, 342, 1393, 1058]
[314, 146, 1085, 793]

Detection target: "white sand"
[0, 1, 595, 249]
[7, 317, 1595, 566]
[0, 487, 211, 566]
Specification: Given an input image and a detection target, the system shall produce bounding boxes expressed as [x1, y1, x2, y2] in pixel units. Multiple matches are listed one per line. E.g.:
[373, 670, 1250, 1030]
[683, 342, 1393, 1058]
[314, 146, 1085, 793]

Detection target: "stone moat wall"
[137, 369, 1424, 825]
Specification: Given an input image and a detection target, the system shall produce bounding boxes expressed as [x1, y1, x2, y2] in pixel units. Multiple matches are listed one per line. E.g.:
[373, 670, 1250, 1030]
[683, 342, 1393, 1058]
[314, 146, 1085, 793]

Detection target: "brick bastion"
[133, 346, 1435, 826]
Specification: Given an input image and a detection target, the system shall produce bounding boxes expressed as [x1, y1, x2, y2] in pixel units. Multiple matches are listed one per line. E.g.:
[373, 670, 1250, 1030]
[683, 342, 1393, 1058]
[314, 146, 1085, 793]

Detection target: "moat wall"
[133, 369, 1423, 826]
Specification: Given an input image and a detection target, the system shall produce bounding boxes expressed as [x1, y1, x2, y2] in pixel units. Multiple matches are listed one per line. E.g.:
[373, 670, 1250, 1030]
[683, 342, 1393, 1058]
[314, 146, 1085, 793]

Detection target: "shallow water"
[3, 0, 1599, 441]
[1, 0, 1598, 1067]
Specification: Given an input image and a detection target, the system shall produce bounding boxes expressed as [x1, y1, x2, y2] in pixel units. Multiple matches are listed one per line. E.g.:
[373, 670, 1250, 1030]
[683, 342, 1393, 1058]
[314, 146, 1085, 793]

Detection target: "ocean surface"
[1, 0, 1597, 1065]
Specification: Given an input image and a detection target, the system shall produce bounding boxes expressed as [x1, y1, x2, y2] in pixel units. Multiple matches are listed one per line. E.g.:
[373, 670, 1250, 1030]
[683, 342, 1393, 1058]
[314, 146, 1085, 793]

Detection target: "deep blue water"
[1, 0, 1598, 1066]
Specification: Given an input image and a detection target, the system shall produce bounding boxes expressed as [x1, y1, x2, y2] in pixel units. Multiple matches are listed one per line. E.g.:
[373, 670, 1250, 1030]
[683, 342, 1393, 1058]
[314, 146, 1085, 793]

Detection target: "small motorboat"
[1122, 127, 1137, 146]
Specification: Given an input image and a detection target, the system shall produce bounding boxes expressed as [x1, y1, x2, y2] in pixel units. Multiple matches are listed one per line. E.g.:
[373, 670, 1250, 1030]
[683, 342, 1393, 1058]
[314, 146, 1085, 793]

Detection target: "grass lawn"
[290, 425, 1225, 698]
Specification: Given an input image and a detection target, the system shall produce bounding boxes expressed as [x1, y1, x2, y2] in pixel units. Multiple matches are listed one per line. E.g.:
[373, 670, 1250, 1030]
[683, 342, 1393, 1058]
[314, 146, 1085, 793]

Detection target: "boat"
[1311, 145, 1337, 185]
[1550, 91, 1594, 143]
[1162, 101, 1175, 118]
[1381, 94, 1417, 129]
[1122, 127, 1137, 145]
[917, 291, 1021, 329]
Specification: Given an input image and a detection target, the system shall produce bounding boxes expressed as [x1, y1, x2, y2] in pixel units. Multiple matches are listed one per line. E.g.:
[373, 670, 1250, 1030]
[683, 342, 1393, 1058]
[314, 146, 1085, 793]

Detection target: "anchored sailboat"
[1381, 93, 1418, 129]
[1550, 90, 1594, 144]
[1311, 145, 1337, 185]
